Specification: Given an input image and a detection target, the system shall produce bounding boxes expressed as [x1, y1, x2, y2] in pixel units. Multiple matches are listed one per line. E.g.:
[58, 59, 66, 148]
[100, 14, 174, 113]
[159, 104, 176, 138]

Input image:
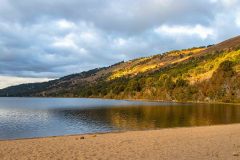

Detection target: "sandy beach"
[0, 124, 240, 160]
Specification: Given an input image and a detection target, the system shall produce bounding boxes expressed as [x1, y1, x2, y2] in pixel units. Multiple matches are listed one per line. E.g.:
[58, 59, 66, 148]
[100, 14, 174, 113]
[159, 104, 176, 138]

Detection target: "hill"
[1, 35, 240, 103]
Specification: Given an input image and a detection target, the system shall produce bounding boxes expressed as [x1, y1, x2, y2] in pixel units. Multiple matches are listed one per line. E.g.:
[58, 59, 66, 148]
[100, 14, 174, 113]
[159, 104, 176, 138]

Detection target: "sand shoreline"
[0, 124, 238, 142]
[1, 124, 240, 160]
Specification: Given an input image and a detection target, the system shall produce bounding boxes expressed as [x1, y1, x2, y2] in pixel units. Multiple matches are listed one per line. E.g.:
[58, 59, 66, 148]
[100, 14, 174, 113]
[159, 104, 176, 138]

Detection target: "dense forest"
[1, 35, 240, 103]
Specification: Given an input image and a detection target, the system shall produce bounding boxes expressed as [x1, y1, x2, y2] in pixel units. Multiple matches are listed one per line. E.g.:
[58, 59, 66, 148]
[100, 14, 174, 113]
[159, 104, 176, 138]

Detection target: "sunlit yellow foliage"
[186, 50, 240, 83]
[168, 48, 205, 57]
[110, 64, 159, 79]
[182, 48, 205, 54]
[109, 48, 205, 80]
[234, 64, 240, 73]
[171, 56, 191, 64]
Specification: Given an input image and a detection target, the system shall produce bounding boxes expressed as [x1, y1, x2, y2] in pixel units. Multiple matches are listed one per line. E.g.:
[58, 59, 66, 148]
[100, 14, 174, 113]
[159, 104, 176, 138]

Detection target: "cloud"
[235, 12, 240, 27]
[211, 0, 238, 7]
[154, 25, 214, 40]
[0, 0, 217, 33]
[0, 0, 240, 88]
[56, 19, 76, 29]
[0, 76, 52, 89]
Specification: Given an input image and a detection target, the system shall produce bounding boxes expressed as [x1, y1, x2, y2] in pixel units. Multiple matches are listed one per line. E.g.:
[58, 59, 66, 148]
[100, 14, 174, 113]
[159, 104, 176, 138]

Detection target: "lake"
[0, 97, 240, 140]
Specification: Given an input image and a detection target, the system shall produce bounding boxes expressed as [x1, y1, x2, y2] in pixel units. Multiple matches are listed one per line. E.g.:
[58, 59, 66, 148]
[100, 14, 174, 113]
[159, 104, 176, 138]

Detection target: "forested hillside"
[1, 36, 240, 103]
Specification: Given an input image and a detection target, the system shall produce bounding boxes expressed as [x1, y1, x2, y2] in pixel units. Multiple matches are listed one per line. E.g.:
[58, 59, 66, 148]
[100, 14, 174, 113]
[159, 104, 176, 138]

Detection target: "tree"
[164, 78, 175, 90]
[176, 78, 189, 87]
[218, 60, 235, 77]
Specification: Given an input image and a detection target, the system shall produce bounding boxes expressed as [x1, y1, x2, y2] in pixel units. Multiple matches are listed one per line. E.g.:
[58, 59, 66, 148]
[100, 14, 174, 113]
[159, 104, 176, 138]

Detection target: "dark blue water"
[0, 97, 240, 140]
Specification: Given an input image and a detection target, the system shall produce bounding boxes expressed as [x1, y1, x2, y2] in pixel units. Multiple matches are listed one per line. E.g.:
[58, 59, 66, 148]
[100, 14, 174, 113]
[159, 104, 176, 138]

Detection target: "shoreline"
[1, 96, 240, 106]
[0, 123, 239, 142]
[1, 124, 240, 160]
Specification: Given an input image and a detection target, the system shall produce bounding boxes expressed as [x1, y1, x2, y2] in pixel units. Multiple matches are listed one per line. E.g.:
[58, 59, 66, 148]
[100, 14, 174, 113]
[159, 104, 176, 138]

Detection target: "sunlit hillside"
[109, 48, 206, 80]
[185, 50, 240, 83]
[0, 35, 240, 103]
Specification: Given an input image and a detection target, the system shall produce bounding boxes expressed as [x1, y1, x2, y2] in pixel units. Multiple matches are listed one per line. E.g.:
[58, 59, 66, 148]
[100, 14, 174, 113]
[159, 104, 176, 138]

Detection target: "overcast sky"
[0, 0, 240, 89]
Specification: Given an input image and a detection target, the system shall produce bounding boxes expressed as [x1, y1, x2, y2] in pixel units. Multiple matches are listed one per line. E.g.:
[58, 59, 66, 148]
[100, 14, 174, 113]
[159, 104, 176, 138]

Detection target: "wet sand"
[1, 124, 240, 160]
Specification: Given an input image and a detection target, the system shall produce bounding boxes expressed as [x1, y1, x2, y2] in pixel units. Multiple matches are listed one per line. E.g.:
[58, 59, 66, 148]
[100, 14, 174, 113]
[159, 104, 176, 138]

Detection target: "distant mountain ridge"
[1, 35, 240, 103]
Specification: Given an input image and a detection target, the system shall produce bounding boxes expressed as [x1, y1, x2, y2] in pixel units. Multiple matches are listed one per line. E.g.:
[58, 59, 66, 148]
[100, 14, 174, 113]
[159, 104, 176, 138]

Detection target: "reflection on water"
[53, 104, 240, 130]
[0, 98, 240, 139]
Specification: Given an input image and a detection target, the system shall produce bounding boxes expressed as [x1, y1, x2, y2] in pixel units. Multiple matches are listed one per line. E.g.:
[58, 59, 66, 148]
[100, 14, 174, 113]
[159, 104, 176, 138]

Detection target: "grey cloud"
[0, 0, 240, 83]
[0, 0, 218, 33]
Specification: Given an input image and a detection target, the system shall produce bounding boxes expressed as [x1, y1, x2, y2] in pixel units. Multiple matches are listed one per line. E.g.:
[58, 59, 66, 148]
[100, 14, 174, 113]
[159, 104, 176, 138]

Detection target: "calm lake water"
[0, 97, 240, 140]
